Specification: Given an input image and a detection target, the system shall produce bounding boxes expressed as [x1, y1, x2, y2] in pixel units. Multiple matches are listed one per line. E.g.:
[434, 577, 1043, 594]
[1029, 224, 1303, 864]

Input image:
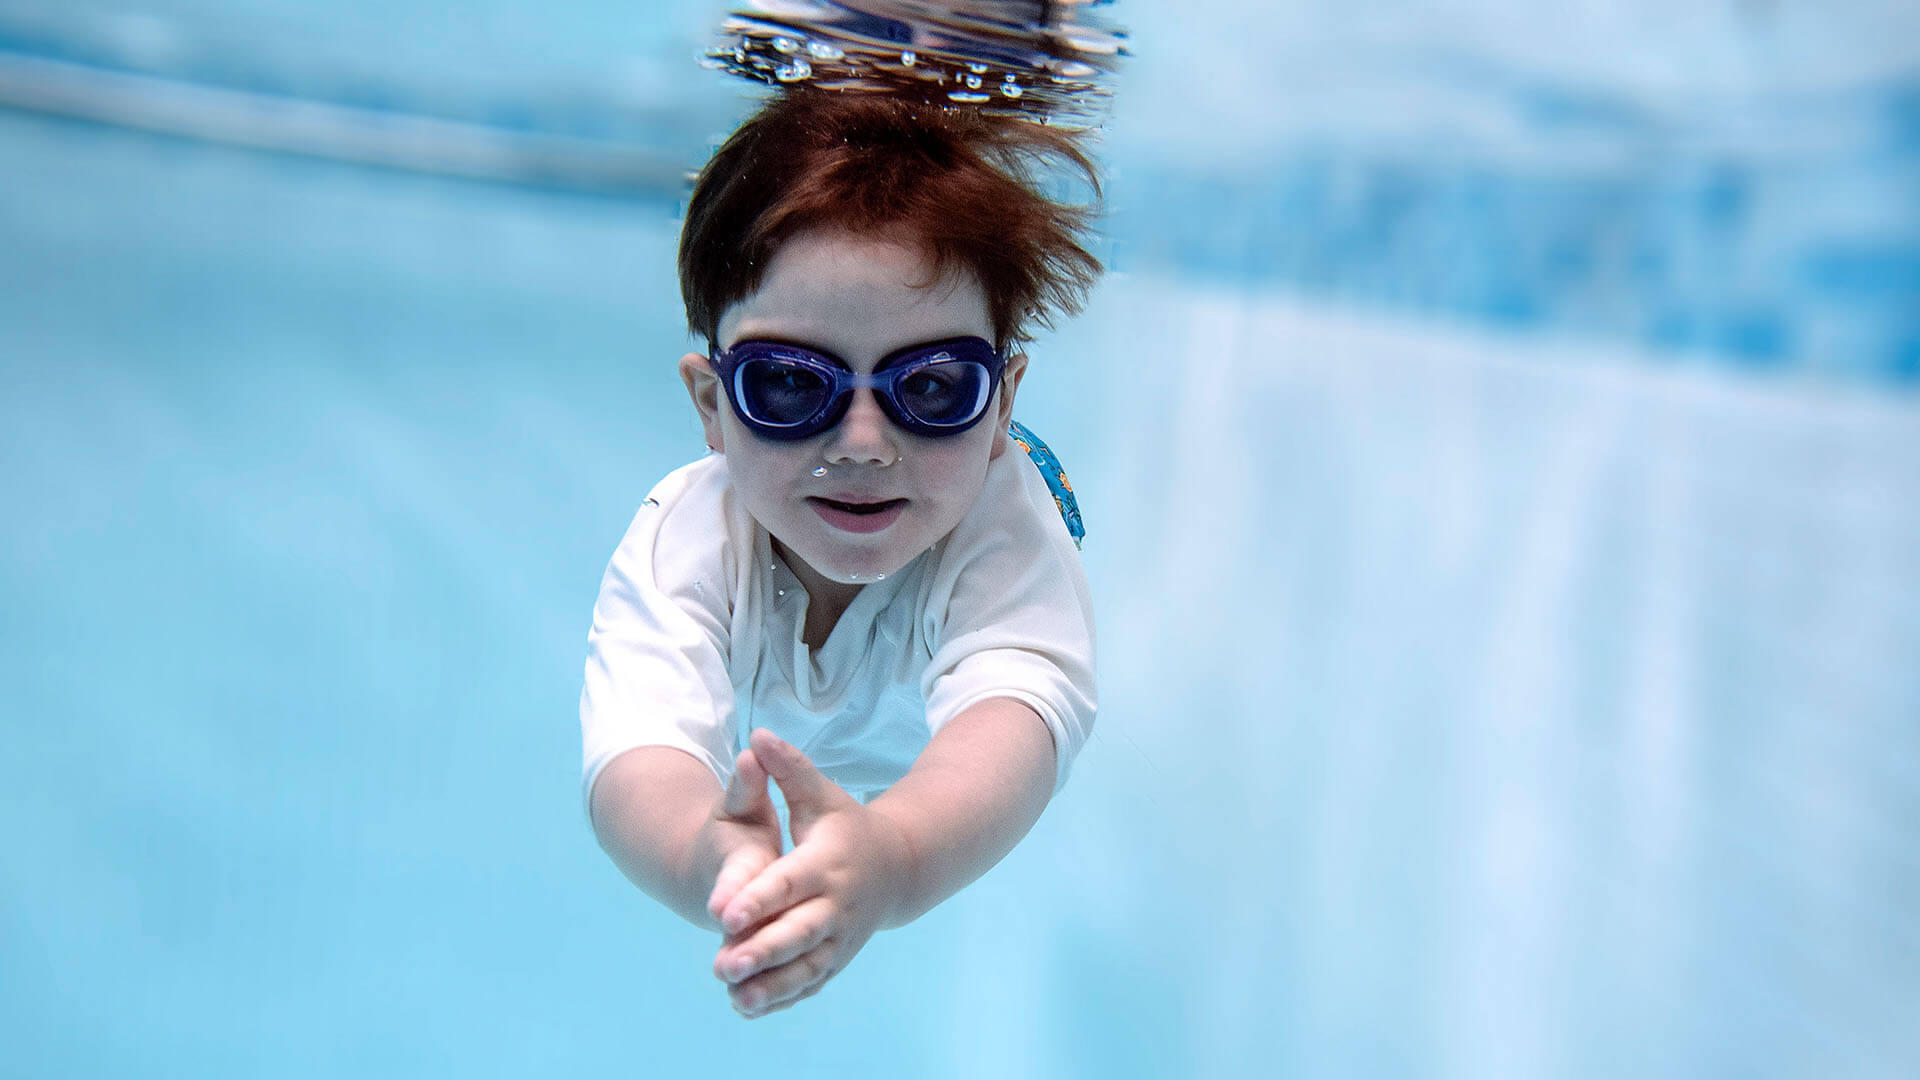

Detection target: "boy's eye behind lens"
[747, 363, 830, 420]
[900, 364, 980, 421]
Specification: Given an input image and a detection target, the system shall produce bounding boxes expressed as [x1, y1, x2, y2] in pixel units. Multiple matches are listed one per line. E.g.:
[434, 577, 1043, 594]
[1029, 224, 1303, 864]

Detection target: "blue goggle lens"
[739, 361, 835, 426]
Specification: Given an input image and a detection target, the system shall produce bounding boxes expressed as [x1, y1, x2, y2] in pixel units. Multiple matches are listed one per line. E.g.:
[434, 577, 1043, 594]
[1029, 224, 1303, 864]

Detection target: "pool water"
[3, 3, 1917, 1077]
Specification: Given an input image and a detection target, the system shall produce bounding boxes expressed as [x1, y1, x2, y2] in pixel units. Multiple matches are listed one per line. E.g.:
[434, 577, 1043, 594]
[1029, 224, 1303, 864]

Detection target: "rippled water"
[704, 0, 1125, 126]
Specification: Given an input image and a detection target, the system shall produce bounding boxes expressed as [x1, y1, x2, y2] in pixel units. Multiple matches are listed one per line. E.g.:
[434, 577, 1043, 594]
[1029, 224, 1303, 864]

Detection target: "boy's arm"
[591, 745, 785, 934]
[869, 696, 1057, 925]
[711, 698, 1055, 1016]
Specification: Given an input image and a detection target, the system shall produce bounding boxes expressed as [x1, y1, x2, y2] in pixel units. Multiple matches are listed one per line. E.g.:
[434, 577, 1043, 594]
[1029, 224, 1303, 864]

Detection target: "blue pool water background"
[2, 2, 1917, 1076]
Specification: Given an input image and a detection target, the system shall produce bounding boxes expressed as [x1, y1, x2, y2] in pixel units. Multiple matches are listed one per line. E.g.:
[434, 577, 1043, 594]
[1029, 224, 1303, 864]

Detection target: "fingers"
[732, 950, 838, 1019]
[718, 902, 845, 1019]
[713, 894, 833, 985]
[719, 846, 819, 934]
[706, 843, 776, 925]
[740, 979, 825, 1020]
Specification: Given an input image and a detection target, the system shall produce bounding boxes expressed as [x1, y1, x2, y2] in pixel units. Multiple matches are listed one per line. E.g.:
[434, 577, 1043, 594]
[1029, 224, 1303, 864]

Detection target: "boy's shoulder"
[916, 440, 1088, 632]
[616, 454, 754, 592]
[646, 452, 729, 508]
[638, 453, 748, 543]
[938, 438, 1082, 562]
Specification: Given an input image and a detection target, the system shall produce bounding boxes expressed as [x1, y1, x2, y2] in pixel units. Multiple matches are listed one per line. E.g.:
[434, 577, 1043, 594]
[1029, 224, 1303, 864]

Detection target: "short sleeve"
[921, 447, 1097, 796]
[579, 460, 739, 830]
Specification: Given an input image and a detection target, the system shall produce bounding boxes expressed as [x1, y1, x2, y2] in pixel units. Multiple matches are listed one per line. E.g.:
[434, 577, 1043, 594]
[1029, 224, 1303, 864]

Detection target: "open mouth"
[807, 496, 908, 534]
[813, 497, 906, 515]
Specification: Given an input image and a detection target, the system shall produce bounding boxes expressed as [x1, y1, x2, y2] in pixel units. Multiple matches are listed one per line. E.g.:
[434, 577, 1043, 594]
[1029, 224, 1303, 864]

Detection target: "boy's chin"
[799, 541, 924, 585]
[817, 555, 912, 584]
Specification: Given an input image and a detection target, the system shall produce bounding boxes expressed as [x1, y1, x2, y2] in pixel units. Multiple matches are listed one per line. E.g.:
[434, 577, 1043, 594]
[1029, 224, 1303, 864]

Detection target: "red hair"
[679, 88, 1102, 353]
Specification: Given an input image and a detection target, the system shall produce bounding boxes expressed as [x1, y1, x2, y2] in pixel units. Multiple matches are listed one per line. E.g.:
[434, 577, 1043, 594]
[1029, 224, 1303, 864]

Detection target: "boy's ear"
[679, 351, 727, 453]
[988, 351, 1030, 460]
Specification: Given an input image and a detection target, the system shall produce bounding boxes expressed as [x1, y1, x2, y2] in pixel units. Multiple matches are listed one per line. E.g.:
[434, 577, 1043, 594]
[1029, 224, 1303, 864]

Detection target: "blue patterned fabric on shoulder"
[1008, 420, 1085, 550]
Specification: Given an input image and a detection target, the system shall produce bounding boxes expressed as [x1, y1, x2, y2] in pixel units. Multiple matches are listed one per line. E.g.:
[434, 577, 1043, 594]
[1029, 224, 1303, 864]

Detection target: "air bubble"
[753, 0, 838, 17]
[1001, 78, 1023, 98]
[963, 72, 982, 89]
[771, 35, 800, 54]
[774, 58, 812, 82]
[806, 40, 843, 60]
[1063, 28, 1124, 55]
[947, 89, 991, 103]
[812, 466, 829, 477]
[967, 62, 989, 74]
[899, 50, 916, 66]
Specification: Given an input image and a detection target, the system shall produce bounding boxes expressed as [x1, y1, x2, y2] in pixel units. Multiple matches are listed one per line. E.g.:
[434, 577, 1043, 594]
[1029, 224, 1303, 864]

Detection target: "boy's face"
[680, 227, 1027, 601]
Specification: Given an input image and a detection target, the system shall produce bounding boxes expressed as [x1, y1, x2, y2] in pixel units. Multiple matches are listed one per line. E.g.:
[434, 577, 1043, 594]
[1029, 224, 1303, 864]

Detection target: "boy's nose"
[824, 389, 900, 466]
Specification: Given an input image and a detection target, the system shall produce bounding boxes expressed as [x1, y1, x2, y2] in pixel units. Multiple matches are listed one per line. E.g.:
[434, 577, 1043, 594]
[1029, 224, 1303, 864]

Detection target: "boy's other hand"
[701, 744, 784, 929]
[713, 728, 913, 1019]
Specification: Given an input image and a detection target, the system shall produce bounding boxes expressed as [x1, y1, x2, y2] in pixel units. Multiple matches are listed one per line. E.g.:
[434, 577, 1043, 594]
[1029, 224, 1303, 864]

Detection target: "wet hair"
[679, 87, 1102, 353]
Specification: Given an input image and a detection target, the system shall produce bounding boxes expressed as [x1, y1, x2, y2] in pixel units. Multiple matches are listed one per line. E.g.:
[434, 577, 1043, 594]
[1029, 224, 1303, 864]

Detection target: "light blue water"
[3, 3, 1918, 1077]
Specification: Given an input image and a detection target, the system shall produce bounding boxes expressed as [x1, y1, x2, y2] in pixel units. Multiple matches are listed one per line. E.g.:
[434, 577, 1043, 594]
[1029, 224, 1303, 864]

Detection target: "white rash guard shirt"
[578, 446, 1096, 829]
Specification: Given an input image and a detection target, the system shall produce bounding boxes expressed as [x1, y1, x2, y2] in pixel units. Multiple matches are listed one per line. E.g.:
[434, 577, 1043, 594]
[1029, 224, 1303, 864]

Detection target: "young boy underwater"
[579, 85, 1103, 1019]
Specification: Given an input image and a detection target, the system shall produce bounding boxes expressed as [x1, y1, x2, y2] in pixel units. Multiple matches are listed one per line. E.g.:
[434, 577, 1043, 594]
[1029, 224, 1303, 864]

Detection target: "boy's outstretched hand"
[712, 728, 914, 1019]
[699, 743, 785, 932]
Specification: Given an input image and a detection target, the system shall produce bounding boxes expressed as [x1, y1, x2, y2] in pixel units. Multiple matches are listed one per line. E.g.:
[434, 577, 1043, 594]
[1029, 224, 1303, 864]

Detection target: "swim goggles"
[710, 336, 1007, 441]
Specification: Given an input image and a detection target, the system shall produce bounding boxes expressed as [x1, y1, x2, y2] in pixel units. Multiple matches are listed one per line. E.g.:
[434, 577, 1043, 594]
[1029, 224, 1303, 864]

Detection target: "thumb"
[718, 744, 770, 820]
[750, 728, 847, 824]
